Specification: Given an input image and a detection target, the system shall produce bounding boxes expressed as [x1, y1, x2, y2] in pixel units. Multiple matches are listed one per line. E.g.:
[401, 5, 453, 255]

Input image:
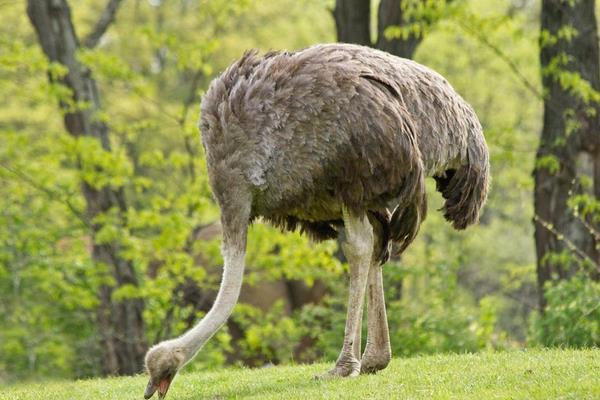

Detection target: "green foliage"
[232, 302, 302, 365]
[569, 193, 600, 222]
[244, 224, 343, 284]
[384, 0, 458, 41]
[530, 275, 600, 347]
[535, 154, 561, 174]
[388, 302, 481, 355]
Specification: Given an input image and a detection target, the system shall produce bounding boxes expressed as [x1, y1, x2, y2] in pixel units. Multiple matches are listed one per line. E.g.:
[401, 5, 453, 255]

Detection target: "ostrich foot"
[315, 358, 361, 379]
[360, 346, 391, 374]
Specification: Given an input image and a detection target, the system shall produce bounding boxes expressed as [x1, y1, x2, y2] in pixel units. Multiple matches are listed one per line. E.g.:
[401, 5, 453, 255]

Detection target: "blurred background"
[1, 0, 599, 383]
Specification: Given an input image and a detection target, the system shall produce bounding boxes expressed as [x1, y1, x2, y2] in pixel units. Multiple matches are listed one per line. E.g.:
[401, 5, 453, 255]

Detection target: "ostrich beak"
[144, 376, 173, 399]
[144, 379, 157, 399]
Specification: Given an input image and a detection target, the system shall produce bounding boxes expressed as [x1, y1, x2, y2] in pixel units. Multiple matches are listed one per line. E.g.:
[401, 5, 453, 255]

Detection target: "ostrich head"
[143, 341, 186, 399]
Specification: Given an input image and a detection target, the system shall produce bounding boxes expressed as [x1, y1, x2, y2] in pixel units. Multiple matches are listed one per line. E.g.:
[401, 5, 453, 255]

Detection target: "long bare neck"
[176, 223, 248, 363]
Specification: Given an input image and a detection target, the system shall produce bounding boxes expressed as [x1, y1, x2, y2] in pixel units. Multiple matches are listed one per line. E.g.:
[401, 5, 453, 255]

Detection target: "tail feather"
[434, 144, 490, 230]
[388, 135, 489, 256]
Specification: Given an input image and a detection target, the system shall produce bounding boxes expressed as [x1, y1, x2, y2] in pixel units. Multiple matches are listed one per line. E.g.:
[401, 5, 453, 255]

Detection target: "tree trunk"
[27, 0, 146, 375]
[334, 0, 441, 59]
[535, 0, 600, 310]
[333, 0, 371, 46]
[376, 0, 422, 58]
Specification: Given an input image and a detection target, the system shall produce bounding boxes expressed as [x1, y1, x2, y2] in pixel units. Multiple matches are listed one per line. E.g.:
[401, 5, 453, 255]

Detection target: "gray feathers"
[200, 43, 489, 258]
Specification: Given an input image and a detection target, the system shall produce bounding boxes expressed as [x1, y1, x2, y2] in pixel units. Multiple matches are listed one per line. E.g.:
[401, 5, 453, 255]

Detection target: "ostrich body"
[144, 43, 489, 398]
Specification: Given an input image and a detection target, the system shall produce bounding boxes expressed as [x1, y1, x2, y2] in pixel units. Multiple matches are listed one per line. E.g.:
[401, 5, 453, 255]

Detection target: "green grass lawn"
[5, 349, 599, 399]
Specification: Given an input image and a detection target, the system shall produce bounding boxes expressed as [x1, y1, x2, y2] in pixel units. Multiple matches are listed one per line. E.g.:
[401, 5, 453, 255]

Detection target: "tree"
[534, 0, 600, 309]
[26, 0, 146, 375]
[333, 0, 453, 59]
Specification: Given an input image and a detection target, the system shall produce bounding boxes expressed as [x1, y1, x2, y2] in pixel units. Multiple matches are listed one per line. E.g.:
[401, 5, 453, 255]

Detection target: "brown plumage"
[200, 43, 489, 257]
[143, 43, 489, 398]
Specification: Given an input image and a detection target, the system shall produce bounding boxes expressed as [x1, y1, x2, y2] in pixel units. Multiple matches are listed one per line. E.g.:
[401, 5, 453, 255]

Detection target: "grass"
[5, 349, 599, 399]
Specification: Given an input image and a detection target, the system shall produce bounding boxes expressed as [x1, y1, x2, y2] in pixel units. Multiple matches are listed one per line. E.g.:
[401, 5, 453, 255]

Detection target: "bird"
[143, 43, 489, 399]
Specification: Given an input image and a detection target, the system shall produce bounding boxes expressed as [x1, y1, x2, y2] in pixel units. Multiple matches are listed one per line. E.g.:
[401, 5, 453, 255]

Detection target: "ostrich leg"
[352, 316, 362, 361]
[361, 218, 392, 373]
[318, 206, 373, 378]
[360, 261, 392, 373]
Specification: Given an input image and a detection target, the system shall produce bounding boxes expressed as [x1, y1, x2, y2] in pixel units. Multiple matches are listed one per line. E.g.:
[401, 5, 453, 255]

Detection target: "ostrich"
[143, 43, 489, 399]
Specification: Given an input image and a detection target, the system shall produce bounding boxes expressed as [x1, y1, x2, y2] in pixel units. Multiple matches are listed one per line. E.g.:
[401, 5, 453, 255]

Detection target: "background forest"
[1, 0, 599, 383]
